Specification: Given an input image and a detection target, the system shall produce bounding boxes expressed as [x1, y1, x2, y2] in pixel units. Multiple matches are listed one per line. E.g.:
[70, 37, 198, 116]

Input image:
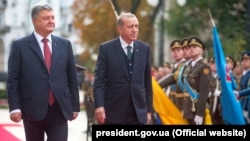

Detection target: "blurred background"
[0, 0, 249, 102]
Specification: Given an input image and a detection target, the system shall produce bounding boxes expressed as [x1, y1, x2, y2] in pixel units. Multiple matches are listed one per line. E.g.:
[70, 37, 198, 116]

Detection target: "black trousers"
[120, 95, 141, 125]
[23, 102, 68, 141]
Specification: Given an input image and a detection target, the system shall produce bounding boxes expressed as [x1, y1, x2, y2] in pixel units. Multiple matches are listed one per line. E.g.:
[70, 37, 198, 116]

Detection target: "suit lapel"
[113, 38, 130, 80]
[28, 34, 62, 74]
[28, 34, 46, 67]
[50, 36, 61, 74]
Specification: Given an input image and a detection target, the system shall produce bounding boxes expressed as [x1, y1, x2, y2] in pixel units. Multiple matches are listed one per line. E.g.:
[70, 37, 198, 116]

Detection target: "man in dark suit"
[93, 12, 153, 125]
[7, 2, 80, 141]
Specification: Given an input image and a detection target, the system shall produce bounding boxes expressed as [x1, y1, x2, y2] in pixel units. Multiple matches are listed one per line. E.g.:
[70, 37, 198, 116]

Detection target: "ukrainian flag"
[152, 77, 188, 124]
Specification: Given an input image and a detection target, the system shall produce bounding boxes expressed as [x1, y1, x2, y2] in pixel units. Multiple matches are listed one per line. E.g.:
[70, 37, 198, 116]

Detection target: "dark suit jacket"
[7, 33, 80, 121]
[93, 37, 153, 124]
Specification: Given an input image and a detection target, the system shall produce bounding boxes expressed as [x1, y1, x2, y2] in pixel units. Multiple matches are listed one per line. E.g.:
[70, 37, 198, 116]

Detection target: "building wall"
[0, 0, 83, 73]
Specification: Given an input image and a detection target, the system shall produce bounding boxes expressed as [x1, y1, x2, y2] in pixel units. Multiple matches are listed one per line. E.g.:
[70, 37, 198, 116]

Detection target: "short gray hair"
[117, 12, 137, 26]
[31, 2, 53, 18]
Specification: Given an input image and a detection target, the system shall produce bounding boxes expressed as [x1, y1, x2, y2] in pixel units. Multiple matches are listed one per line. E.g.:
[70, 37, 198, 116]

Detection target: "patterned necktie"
[42, 38, 55, 106]
[127, 46, 132, 60]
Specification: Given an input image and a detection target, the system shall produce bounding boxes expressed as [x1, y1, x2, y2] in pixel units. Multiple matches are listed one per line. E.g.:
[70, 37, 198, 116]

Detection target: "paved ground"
[0, 91, 92, 141]
[0, 108, 91, 141]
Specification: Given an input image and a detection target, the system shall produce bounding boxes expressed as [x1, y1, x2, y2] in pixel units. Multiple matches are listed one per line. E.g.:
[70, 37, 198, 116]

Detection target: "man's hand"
[147, 113, 151, 124]
[10, 112, 22, 123]
[95, 107, 106, 124]
[70, 112, 79, 121]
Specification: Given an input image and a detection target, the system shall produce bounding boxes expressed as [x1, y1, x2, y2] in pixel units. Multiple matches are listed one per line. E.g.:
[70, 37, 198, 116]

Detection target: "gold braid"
[174, 62, 185, 81]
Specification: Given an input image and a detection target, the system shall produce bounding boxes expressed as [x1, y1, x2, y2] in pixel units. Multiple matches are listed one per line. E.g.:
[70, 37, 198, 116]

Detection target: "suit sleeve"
[67, 40, 80, 112]
[7, 41, 21, 112]
[145, 45, 153, 113]
[93, 45, 106, 108]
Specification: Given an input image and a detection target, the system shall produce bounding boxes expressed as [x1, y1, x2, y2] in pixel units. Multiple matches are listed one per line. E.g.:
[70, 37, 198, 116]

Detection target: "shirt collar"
[185, 59, 192, 66]
[33, 31, 52, 43]
[174, 59, 185, 69]
[119, 36, 134, 50]
[243, 69, 250, 76]
[191, 57, 203, 67]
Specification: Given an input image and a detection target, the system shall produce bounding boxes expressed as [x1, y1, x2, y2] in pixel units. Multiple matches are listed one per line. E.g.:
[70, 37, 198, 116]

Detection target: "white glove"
[194, 115, 203, 125]
[243, 110, 250, 124]
[208, 92, 212, 98]
[214, 89, 221, 97]
[233, 90, 239, 99]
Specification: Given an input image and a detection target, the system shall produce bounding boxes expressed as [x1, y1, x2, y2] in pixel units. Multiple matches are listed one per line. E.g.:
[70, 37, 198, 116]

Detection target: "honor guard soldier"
[207, 57, 223, 124]
[234, 51, 250, 124]
[181, 38, 192, 65]
[226, 56, 238, 90]
[158, 39, 185, 109]
[174, 38, 192, 112]
[234, 62, 243, 90]
[183, 36, 211, 125]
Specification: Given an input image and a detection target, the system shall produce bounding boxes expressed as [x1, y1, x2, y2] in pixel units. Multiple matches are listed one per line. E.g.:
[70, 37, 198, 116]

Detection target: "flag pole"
[208, 9, 215, 27]
[109, 0, 118, 20]
[208, 8, 219, 117]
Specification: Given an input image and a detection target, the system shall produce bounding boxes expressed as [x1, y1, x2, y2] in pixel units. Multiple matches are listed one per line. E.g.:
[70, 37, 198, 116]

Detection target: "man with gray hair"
[94, 12, 153, 125]
[7, 2, 80, 141]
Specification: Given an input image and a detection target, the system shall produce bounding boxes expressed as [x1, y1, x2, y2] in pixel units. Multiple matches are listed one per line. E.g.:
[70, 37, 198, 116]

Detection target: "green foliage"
[165, 0, 247, 61]
[0, 89, 7, 99]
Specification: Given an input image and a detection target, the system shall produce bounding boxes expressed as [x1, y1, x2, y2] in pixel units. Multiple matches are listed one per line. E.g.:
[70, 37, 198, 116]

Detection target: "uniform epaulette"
[174, 63, 185, 81]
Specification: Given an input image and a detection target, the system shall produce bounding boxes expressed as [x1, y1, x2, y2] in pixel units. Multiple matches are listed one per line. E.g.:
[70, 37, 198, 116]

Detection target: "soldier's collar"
[191, 57, 203, 67]
[243, 69, 250, 76]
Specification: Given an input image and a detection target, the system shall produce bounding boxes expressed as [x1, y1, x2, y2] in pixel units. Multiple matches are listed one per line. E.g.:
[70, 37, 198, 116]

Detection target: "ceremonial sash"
[183, 77, 199, 100]
[170, 84, 176, 91]
[177, 65, 185, 92]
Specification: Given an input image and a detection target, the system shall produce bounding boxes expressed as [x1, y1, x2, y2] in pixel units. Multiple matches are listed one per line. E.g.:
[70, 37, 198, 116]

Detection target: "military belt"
[175, 92, 189, 98]
[170, 91, 175, 96]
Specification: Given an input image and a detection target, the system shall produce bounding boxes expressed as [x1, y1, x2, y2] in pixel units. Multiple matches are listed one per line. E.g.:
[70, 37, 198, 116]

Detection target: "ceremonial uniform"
[238, 51, 250, 124]
[175, 38, 192, 112]
[234, 62, 243, 90]
[158, 39, 185, 110]
[183, 37, 211, 125]
[207, 57, 223, 124]
[226, 56, 238, 90]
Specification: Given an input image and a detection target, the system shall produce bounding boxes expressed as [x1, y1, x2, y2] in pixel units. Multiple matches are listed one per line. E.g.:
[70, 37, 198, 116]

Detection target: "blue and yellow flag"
[152, 77, 188, 125]
[212, 26, 245, 125]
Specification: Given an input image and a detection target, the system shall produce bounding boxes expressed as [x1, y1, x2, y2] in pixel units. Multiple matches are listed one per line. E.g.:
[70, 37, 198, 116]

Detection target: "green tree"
[166, 0, 246, 61]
